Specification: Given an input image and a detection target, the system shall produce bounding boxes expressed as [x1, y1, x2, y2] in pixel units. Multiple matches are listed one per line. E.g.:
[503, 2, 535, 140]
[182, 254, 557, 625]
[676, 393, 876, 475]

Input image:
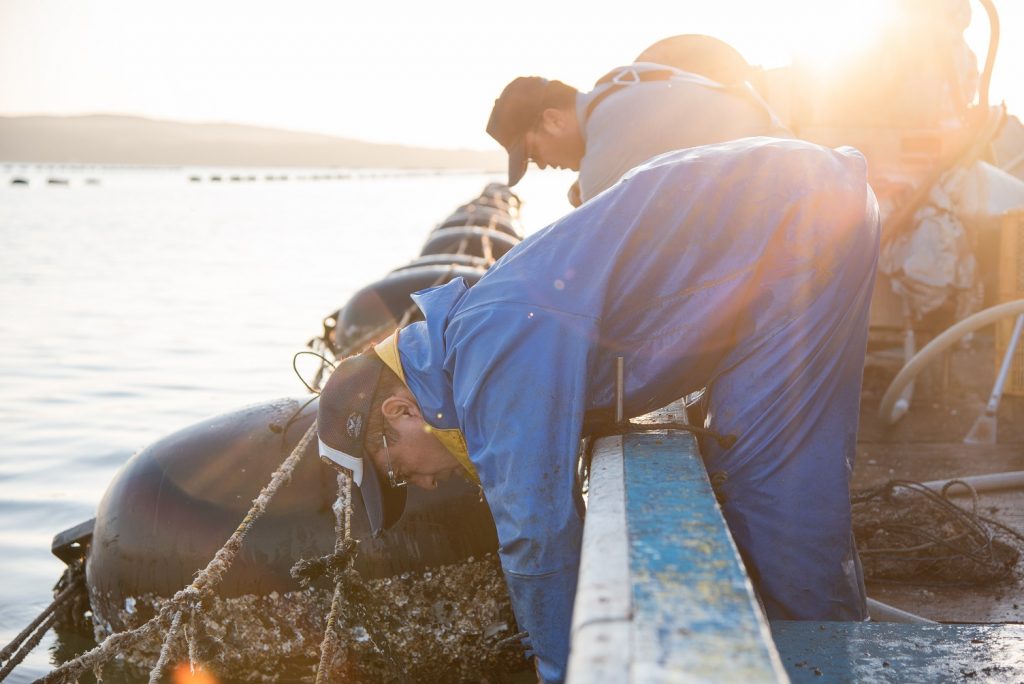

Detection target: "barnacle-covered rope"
[38, 422, 318, 684]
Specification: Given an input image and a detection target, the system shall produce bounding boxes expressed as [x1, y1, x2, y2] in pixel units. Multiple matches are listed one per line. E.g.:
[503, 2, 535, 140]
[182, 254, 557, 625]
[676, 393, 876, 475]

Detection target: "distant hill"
[0, 115, 506, 169]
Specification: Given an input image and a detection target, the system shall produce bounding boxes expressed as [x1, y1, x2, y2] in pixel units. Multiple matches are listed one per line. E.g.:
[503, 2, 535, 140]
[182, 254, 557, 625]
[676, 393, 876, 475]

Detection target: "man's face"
[371, 391, 461, 490]
[524, 108, 584, 172]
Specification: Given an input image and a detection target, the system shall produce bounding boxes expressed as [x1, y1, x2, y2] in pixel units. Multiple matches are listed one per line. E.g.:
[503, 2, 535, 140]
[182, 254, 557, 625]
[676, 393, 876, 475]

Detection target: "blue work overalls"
[395, 137, 879, 682]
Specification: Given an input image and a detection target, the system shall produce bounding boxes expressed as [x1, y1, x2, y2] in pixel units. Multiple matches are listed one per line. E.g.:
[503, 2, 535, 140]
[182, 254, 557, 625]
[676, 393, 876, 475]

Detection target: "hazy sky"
[1, 0, 1020, 150]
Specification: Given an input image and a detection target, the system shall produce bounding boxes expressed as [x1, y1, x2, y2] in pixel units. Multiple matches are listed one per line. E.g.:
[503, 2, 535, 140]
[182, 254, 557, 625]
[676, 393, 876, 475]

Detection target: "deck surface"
[772, 622, 1024, 683]
[857, 332, 1024, 623]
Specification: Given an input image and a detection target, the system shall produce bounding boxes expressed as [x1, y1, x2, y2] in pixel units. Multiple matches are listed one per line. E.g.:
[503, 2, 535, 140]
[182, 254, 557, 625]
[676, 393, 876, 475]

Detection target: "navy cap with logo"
[317, 350, 407, 537]
[485, 76, 555, 187]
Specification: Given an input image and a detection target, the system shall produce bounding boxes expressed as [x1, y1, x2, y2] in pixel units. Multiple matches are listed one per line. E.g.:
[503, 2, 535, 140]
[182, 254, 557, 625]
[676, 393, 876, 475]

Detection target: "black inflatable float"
[51, 183, 525, 632]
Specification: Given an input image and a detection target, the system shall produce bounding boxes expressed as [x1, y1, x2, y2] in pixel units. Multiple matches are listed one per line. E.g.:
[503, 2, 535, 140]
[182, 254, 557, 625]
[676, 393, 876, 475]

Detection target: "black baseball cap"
[317, 350, 407, 537]
[486, 76, 555, 186]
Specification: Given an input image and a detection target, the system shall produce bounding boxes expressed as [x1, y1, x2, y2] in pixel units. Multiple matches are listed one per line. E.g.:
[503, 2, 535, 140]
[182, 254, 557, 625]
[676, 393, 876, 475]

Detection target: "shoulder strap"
[584, 67, 678, 122]
[584, 66, 791, 137]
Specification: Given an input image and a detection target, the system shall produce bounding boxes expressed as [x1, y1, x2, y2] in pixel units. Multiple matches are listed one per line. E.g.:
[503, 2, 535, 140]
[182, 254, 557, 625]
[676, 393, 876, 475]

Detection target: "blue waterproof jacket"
[394, 138, 879, 682]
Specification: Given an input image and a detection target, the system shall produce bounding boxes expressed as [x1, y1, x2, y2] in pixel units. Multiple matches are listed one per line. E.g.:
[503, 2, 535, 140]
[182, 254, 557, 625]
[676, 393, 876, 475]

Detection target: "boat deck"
[772, 621, 1024, 683]
[858, 331, 1024, 623]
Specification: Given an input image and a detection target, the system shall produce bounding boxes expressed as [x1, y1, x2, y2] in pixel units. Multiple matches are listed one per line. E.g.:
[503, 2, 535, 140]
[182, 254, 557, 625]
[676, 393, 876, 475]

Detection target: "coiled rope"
[853, 479, 1024, 586]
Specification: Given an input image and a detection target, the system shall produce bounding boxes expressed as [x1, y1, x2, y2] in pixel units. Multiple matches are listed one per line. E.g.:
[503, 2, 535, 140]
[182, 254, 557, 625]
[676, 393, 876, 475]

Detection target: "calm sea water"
[0, 164, 573, 682]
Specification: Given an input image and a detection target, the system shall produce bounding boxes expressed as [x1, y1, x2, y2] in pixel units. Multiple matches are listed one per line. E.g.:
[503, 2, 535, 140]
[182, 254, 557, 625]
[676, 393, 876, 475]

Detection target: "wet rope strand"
[148, 609, 185, 684]
[39, 422, 318, 684]
[0, 613, 57, 682]
[0, 579, 80, 664]
[315, 473, 352, 684]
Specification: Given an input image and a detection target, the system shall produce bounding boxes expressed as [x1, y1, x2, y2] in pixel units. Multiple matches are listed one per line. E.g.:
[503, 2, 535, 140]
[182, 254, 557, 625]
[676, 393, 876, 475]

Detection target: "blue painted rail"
[568, 404, 1024, 683]
[567, 405, 788, 682]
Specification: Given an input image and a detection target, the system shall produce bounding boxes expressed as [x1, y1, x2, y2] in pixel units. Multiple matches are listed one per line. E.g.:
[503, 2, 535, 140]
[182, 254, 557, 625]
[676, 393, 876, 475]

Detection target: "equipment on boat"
[880, 298, 1024, 425]
[965, 313, 1024, 443]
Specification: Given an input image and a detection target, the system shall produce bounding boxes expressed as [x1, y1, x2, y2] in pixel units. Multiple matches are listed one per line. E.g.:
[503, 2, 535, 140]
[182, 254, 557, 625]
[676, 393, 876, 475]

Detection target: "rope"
[315, 472, 353, 683]
[305, 469, 404, 682]
[852, 479, 1023, 586]
[0, 571, 83, 682]
[493, 630, 529, 650]
[0, 578, 81, 664]
[0, 613, 57, 682]
[38, 422, 319, 684]
[185, 615, 200, 677]
[148, 608, 185, 684]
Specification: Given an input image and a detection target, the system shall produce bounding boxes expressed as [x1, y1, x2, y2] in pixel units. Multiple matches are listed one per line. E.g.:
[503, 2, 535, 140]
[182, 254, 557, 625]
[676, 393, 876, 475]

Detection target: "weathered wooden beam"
[567, 406, 787, 682]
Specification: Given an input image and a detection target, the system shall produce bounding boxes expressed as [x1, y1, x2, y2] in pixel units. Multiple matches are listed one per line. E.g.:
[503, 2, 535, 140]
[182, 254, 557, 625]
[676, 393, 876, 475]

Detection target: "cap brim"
[507, 138, 529, 187]
[354, 456, 408, 538]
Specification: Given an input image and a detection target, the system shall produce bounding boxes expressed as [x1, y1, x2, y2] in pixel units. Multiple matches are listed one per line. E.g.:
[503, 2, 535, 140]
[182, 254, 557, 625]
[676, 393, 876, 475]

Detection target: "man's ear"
[381, 392, 422, 421]
[539, 107, 571, 134]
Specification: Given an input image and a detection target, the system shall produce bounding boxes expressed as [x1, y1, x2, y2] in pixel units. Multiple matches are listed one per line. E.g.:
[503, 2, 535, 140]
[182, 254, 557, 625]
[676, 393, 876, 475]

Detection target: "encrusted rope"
[148, 608, 185, 684]
[315, 472, 353, 684]
[38, 421, 319, 684]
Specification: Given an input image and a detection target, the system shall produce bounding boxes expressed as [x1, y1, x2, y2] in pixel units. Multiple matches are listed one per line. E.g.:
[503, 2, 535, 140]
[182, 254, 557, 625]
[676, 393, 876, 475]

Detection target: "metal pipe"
[920, 471, 1024, 496]
[965, 313, 1024, 444]
[988, 313, 1023, 412]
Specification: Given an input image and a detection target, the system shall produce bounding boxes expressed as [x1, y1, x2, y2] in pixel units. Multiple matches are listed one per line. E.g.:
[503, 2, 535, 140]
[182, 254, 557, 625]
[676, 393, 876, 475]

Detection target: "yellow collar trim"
[373, 333, 480, 485]
[374, 333, 406, 383]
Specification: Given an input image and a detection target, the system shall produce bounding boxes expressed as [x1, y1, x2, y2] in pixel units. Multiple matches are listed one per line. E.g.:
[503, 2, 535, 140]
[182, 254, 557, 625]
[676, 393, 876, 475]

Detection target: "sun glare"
[172, 663, 218, 684]
[785, 0, 895, 70]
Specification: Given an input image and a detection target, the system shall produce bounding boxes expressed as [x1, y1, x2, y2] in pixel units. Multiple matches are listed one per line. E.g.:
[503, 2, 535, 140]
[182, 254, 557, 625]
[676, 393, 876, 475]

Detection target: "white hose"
[920, 471, 1024, 495]
[866, 597, 936, 624]
[879, 299, 1024, 425]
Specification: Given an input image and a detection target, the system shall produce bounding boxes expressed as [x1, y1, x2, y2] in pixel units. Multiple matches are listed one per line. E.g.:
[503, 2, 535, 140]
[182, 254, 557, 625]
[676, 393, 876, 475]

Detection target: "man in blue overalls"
[317, 137, 878, 683]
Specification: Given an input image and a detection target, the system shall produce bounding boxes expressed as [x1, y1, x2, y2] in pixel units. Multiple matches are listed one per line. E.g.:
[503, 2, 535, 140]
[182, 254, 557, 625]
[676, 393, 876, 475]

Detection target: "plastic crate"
[997, 211, 1024, 396]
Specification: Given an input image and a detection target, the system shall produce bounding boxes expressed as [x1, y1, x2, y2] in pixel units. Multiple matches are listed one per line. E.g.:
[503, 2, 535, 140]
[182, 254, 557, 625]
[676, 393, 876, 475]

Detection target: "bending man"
[318, 137, 878, 683]
[486, 41, 789, 205]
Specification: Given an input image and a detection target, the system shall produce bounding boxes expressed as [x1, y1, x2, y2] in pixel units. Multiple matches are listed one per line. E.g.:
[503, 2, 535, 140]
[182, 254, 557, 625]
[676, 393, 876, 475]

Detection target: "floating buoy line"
[0, 184, 529, 683]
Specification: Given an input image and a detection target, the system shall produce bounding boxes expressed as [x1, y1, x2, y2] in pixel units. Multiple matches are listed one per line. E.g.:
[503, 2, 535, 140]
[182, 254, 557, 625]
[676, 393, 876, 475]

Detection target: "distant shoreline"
[0, 114, 505, 170]
[1, 162, 497, 172]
